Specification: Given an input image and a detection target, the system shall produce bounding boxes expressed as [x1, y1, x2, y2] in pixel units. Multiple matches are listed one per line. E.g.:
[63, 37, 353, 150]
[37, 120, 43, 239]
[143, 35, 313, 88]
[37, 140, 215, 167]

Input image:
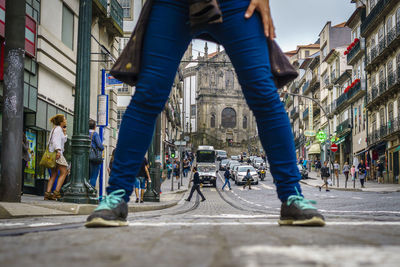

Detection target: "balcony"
[361, 0, 397, 37]
[336, 118, 351, 137]
[303, 108, 309, 119]
[367, 23, 400, 71]
[347, 80, 366, 103]
[367, 68, 400, 108]
[387, 117, 400, 136]
[302, 81, 310, 94]
[347, 38, 365, 65]
[309, 73, 320, 92]
[290, 107, 299, 119]
[93, 0, 124, 37]
[335, 93, 349, 112]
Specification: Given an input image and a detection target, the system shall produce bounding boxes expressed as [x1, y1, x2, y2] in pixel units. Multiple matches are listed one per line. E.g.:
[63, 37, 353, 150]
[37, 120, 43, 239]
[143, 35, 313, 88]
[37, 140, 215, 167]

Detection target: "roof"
[333, 22, 347, 28]
[345, 7, 364, 27]
[208, 51, 218, 59]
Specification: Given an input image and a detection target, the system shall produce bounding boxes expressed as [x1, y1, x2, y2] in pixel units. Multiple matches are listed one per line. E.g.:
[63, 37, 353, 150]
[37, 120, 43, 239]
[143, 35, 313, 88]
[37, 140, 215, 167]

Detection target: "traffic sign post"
[330, 143, 338, 153]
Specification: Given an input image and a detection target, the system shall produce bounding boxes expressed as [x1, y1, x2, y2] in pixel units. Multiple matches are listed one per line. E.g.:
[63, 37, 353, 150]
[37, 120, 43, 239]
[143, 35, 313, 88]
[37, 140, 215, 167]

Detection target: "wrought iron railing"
[361, 0, 389, 35]
[336, 93, 348, 109]
[303, 108, 309, 119]
[336, 118, 351, 135]
[302, 81, 310, 94]
[110, 0, 123, 30]
[347, 40, 361, 63]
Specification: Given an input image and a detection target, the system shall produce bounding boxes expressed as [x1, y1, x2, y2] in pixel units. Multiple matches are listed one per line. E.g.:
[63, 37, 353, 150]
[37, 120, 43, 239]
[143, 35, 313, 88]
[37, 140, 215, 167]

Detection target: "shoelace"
[95, 189, 126, 211]
[287, 195, 317, 210]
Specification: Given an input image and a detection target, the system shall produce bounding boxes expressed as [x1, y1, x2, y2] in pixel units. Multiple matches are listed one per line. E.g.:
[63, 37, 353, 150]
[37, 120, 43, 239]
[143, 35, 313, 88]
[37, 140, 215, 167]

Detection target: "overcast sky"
[192, 0, 355, 57]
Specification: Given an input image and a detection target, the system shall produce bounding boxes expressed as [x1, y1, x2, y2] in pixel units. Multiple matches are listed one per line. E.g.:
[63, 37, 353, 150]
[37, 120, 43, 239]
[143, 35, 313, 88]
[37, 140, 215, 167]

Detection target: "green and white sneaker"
[85, 189, 129, 228]
[278, 195, 325, 226]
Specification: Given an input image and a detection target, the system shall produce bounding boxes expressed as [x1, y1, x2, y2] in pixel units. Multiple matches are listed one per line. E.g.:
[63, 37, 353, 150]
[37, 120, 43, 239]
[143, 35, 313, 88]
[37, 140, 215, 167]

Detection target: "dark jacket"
[321, 166, 330, 178]
[193, 171, 200, 185]
[90, 131, 104, 152]
[224, 170, 231, 179]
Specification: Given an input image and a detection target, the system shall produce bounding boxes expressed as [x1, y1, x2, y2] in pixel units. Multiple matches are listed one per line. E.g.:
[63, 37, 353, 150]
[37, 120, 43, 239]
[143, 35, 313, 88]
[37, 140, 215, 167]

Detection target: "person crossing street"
[185, 167, 206, 202]
[222, 167, 232, 191]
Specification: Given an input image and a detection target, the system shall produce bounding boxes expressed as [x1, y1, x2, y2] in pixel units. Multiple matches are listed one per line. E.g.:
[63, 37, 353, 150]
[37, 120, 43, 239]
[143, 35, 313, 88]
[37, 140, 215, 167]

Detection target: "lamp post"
[282, 90, 333, 175]
[63, 0, 97, 204]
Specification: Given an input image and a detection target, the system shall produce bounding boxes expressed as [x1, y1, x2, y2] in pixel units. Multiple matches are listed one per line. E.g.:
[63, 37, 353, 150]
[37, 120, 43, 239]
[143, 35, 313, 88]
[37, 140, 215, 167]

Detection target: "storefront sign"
[105, 73, 123, 90]
[25, 131, 36, 175]
[316, 130, 326, 142]
[97, 94, 109, 127]
[304, 130, 316, 137]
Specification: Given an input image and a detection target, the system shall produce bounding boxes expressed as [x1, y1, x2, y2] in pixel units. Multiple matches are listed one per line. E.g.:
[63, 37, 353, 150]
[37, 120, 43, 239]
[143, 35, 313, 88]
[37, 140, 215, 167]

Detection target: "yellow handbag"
[39, 129, 56, 169]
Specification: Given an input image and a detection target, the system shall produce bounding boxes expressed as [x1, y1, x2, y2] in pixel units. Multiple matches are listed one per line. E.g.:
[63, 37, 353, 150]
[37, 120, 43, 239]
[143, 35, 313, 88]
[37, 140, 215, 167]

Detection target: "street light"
[281, 89, 333, 176]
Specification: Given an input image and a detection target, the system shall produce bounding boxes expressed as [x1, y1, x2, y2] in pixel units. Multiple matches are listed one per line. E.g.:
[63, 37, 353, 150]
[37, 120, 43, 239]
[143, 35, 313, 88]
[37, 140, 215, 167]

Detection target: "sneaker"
[140, 200, 144, 203]
[201, 198, 206, 202]
[185, 199, 190, 202]
[135, 198, 139, 203]
[278, 195, 325, 227]
[85, 189, 128, 228]
[326, 189, 330, 192]
[318, 186, 321, 192]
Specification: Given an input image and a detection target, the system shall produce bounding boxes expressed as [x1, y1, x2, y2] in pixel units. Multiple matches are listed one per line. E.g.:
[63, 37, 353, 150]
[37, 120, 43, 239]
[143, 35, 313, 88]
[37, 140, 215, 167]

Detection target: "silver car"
[235, 165, 259, 185]
[253, 158, 265, 169]
[230, 164, 241, 181]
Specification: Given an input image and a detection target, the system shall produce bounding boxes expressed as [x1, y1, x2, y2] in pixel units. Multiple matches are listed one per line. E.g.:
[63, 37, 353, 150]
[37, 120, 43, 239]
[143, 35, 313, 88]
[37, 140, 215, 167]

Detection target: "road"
[0, 171, 400, 267]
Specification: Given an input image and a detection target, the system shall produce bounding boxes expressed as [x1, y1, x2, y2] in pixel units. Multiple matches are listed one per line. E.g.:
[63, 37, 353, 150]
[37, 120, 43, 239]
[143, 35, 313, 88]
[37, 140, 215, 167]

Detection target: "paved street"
[1, 171, 400, 267]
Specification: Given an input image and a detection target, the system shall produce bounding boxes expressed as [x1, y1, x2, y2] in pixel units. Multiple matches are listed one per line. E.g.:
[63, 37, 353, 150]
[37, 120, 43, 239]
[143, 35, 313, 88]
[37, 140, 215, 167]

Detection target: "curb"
[300, 180, 400, 193]
[0, 189, 188, 219]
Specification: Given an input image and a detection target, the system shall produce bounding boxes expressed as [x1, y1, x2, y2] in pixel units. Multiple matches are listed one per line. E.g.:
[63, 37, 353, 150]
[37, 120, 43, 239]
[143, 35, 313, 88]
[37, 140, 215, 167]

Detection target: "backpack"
[89, 132, 103, 164]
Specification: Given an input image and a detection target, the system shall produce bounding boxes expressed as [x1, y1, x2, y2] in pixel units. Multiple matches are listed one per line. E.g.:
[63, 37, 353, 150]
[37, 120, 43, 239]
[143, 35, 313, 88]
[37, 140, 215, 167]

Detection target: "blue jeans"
[89, 163, 101, 187]
[107, 0, 302, 203]
[222, 178, 231, 190]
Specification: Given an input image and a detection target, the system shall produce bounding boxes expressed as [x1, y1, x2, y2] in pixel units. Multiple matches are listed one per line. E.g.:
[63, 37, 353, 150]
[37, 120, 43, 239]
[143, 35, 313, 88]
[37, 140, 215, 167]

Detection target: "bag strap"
[47, 128, 56, 150]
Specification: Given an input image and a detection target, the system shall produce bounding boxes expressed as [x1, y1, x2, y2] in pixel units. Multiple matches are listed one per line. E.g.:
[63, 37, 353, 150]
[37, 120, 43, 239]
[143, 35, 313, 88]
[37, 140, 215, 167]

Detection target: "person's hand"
[56, 151, 61, 160]
[245, 0, 276, 39]
[62, 127, 67, 135]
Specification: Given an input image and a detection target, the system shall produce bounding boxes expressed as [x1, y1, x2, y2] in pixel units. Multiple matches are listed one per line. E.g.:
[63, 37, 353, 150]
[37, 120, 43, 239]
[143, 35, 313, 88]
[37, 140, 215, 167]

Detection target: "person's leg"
[222, 179, 227, 190]
[208, 9, 301, 203]
[227, 178, 231, 190]
[186, 185, 196, 201]
[195, 185, 206, 201]
[106, 0, 192, 203]
[89, 163, 100, 187]
[46, 167, 58, 192]
[140, 178, 146, 202]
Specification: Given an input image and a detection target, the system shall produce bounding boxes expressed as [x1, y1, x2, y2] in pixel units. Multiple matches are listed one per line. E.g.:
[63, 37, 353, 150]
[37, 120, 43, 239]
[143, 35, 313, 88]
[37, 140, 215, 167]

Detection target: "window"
[221, 108, 236, 128]
[118, 84, 129, 94]
[372, 113, 377, 132]
[190, 104, 196, 117]
[225, 70, 234, 88]
[119, 37, 129, 54]
[387, 16, 393, 31]
[120, 0, 131, 18]
[26, 0, 41, 22]
[62, 5, 74, 50]
[305, 50, 310, 57]
[117, 109, 126, 129]
[358, 104, 362, 133]
[379, 108, 385, 127]
[243, 116, 247, 129]
[397, 8, 400, 24]
[388, 102, 394, 122]
[370, 0, 376, 10]
[210, 114, 215, 128]
[354, 107, 358, 134]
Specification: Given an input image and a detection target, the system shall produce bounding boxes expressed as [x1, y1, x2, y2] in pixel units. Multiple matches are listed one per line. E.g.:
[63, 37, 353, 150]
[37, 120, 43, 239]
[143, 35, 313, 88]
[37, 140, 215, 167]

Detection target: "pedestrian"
[85, 0, 324, 227]
[376, 160, 384, 184]
[350, 165, 356, 188]
[343, 162, 350, 188]
[44, 114, 68, 201]
[319, 161, 330, 192]
[333, 161, 340, 187]
[183, 159, 190, 177]
[222, 167, 232, 191]
[243, 169, 252, 190]
[166, 160, 173, 179]
[315, 160, 321, 177]
[135, 157, 151, 203]
[358, 160, 367, 188]
[89, 119, 105, 188]
[302, 158, 308, 170]
[185, 167, 206, 202]
[173, 160, 180, 181]
[21, 133, 30, 195]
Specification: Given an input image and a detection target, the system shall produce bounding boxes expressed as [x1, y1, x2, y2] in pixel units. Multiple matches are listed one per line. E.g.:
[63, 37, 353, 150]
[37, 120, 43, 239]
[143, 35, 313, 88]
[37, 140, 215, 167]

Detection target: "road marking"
[28, 223, 61, 227]
[320, 209, 400, 214]
[351, 197, 363, 200]
[210, 189, 216, 192]
[0, 223, 24, 227]
[237, 245, 400, 266]
[128, 221, 400, 227]
[192, 214, 278, 219]
[260, 184, 274, 190]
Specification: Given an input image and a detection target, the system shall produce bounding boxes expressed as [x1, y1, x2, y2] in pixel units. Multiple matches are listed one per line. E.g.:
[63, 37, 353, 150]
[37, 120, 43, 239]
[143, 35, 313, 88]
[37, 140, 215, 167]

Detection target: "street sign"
[184, 136, 189, 142]
[174, 141, 186, 146]
[316, 130, 327, 142]
[330, 143, 338, 153]
[304, 130, 316, 137]
[97, 94, 109, 127]
[105, 73, 123, 90]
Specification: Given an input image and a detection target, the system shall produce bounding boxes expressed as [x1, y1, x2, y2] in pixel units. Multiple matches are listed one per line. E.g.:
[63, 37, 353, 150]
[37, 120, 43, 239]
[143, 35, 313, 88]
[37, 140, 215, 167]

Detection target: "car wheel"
[255, 181, 259, 185]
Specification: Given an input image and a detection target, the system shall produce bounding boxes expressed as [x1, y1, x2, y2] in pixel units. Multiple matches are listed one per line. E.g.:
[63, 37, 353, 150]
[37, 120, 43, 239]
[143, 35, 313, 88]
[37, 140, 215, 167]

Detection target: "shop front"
[387, 139, 400, 184]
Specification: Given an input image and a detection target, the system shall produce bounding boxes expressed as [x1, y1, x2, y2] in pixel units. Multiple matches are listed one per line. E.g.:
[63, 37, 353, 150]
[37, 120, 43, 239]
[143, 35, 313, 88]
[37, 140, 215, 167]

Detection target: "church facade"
[182, 44, 260, 155]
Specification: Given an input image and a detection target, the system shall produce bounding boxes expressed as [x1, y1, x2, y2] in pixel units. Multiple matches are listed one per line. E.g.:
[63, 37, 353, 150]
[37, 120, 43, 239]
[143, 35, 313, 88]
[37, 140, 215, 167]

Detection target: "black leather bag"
[267, 38, 298, 88]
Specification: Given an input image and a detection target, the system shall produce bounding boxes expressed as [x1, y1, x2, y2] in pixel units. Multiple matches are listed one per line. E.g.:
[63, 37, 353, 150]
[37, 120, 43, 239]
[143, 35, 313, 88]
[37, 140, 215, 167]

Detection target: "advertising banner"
[25, 131, 36, 175]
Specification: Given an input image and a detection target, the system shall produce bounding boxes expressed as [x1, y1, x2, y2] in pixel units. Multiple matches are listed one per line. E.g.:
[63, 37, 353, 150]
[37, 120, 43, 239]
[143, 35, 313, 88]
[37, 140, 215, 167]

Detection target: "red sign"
[330, 143, 338, 153]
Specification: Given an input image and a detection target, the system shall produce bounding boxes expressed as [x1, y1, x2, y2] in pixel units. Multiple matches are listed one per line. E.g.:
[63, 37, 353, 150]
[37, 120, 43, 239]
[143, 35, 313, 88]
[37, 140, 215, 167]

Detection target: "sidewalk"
[0, 177, 188, 219]
[301, 171, 400, 193]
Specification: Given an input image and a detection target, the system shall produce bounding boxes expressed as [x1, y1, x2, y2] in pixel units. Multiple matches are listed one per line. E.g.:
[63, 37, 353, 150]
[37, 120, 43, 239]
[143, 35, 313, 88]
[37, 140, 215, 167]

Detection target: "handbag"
[39, 129, 57, 169]
[89, 132, 103, 164]
[267, 38, 299, 88]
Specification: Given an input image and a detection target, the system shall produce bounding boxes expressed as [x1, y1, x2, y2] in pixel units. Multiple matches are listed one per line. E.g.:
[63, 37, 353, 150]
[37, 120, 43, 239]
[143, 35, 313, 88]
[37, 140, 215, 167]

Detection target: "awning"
[335, 132, 350, 145]
[395, 146, 400, 152]
[308, 143, 321, 155]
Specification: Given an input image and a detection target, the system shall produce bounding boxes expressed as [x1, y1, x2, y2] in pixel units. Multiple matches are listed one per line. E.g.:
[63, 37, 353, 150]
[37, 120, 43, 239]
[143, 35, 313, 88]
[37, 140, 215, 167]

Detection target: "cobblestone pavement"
[0, 171, 400, 267]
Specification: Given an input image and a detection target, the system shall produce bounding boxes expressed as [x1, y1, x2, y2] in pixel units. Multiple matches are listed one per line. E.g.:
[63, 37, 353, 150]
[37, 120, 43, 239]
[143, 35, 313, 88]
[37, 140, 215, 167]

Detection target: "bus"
[196, 145, 217, 187]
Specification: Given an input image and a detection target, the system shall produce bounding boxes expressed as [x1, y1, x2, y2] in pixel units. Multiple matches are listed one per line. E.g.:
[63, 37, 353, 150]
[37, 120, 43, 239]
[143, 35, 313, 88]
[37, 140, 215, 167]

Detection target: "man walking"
[89, 119, 104, 187]
[358, 160, 367, 188]
[135, 157, 151, 203]
[222, 167, 232, 191]
[333, 161, 340, 187]
[377, 160, 384, 184]
[185, 167, 206, 202]
[319, 161, 330, 192]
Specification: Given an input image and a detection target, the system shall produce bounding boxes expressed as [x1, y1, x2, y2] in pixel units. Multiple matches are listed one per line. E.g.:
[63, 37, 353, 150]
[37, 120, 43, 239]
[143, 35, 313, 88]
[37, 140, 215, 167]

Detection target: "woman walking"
[86, 0, 325, 227]
[44, 114, 68, 200]
[333, 161, 340, 187]
[343, 162, 350, 188]
[319, 161, 330, 192]
[358, 160, 367, 188]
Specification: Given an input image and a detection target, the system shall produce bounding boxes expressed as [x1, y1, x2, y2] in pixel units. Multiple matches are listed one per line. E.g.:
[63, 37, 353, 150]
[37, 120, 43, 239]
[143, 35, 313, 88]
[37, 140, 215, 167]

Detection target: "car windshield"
[197, 150, 215, 163]
[218, 151, 227, 156]
[255, 159, 264, 163]
[198, 166, 214, 172]
[229, 161, 239, 165]
[238, 166, 255, 172]
[221, 159, 229, 164]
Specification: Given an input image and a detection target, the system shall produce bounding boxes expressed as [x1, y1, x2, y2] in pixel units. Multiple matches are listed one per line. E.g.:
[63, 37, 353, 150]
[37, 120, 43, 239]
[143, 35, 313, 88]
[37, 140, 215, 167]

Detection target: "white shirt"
[48, 126, 67, 154]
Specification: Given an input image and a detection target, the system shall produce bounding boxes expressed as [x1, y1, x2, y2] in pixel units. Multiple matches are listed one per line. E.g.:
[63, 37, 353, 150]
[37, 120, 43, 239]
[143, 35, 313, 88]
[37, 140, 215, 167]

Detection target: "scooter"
[300, 166, 308, 180]
[258, 169, 266, 181]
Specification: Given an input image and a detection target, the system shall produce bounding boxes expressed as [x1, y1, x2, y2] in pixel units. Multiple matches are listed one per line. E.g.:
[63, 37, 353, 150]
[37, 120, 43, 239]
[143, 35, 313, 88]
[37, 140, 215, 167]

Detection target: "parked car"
[235, 165, 259, 185]
[220, 159, 230, 170]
